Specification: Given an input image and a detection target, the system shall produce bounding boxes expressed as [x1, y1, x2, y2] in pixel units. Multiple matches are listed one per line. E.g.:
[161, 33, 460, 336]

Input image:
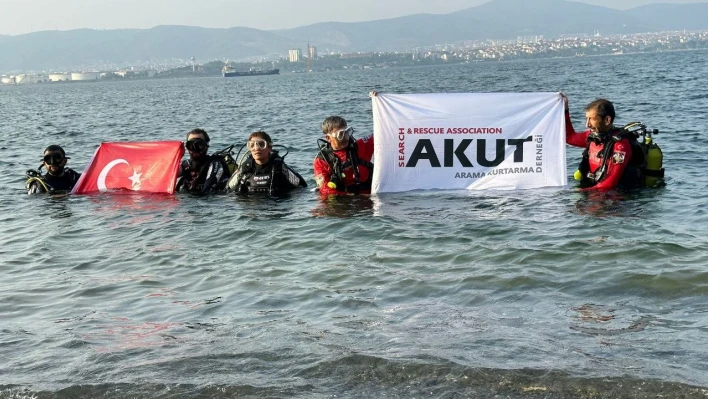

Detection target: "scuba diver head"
[584, 99, 615, 143]
[185, 128, 210, 162]
[248, 131, 274, 165]
[321, 116, 352, 151]
[42, 145, 69, 176]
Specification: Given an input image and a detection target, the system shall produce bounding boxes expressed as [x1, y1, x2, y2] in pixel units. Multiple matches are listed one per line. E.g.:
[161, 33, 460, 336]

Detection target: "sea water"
[1, 50, 707, 398]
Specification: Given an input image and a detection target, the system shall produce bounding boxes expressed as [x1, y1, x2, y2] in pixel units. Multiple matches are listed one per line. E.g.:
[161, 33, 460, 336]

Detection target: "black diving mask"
[185, 139, 208, 153]
[43, 153, 66, 165]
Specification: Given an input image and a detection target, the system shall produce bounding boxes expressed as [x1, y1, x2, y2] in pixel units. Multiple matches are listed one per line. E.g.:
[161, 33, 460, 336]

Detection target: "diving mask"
[185, 139, 208, 153]
[43, 153, 65, 165]
[328, 126, 353, 141]
[248, 139, 269, 150]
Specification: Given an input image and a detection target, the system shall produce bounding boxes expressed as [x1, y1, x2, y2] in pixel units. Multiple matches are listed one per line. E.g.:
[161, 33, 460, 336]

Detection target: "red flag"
[72, 141, 185, 194]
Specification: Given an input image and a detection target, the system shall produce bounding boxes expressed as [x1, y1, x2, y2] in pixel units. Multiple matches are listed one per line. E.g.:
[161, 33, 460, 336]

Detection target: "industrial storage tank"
[48, 73, 71, 82]
[70, 72, 99, 81]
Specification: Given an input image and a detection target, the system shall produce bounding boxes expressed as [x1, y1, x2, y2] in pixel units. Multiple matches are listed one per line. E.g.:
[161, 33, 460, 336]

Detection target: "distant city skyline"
[0, 0, 705, 36]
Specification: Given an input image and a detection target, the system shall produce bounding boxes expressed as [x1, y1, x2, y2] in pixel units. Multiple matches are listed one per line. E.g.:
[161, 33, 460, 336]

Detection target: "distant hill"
[0, 26, 298, 71]
[274, 14, 480, 52]
[629, 3, 708, 31]
[1, 0, 707, 72]
[275, 0, 708, 50]
[277, 0, 641, 51]
[452, 0, 647, 37]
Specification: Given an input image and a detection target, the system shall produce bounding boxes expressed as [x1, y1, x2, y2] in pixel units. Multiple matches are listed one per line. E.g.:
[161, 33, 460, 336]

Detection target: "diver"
[314, 95, 376, 195]
[26, 145, 82, 194]
[226, 131, 307, 196]
[176, 128, 231, 194]
[563, 95, 656, 191]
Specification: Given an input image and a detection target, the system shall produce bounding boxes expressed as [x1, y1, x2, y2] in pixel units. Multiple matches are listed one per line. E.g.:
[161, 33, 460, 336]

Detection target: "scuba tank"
[573, 122, 665, 188]
[622, 122, 665, 187]
[643, 130, 664, 187]
[213, 144, 238, 175]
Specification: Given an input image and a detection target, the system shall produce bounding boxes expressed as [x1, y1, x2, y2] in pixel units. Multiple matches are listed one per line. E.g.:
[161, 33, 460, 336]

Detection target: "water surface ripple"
[1, 50, 707, 398]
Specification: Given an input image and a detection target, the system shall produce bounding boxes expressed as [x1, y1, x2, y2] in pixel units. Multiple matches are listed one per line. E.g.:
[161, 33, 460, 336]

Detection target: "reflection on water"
[572, 186, 667, 218]
[1, 51, 708, 398]
[311, 195, 375, 218]
[86, 191, 180, 209]
[572, 190, 642, 217]
[45, 195, 74, 219]
[84, 318, 185, 353]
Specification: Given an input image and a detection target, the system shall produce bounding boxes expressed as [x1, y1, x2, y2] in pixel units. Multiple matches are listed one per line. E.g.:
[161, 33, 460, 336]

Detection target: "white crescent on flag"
[97, 159, 128, 192]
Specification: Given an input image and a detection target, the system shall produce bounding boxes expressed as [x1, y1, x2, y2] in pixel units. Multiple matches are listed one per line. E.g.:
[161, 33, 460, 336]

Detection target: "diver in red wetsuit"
[562, 96, 643, 191]
[314, 114, 375, 196]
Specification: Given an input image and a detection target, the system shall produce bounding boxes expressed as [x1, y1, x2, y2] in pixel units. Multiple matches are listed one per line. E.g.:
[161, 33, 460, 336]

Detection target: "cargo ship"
[222, 65, 279, 77]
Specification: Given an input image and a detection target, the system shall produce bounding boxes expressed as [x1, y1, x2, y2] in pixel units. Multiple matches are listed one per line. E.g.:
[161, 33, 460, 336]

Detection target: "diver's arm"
[561, 93, 589, 148]
[565, 111, 589, 148]
[280, 162, 307, 189]
[68, 169, 81, 191]
[358, 134, 374, 161]
[314, 157, 343, 195]
[174, 160, 188, 192]
[226, 169, 242, 192]
[27, 180, 45, 194]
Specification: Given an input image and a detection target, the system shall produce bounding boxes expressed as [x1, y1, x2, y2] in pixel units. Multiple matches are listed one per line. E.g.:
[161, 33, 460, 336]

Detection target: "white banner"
[371, 92, 567, 193]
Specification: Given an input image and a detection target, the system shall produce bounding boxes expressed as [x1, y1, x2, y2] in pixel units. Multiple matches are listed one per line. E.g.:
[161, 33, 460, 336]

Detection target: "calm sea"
[1, 50, 707, 398]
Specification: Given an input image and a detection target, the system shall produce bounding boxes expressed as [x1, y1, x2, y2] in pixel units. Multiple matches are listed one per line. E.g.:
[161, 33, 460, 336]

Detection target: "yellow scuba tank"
[623, 122, 665, 187]
[223, 153, 237, 175]
[214, 144, 238, 175]
[643, 134, 664, 187]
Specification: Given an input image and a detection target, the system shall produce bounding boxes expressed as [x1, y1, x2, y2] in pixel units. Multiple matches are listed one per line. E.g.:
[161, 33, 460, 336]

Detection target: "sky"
[0, 0, 704, 36]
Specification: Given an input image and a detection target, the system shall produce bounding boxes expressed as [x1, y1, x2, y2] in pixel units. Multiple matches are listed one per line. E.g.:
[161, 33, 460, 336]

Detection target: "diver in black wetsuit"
[226, 131, 307, 196]
[26, 145, 81, 194]
[176, 128, 231, 194]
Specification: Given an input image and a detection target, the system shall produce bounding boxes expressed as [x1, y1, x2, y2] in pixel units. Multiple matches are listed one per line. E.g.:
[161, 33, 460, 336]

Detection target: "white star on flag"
[129, 169, 142, 190]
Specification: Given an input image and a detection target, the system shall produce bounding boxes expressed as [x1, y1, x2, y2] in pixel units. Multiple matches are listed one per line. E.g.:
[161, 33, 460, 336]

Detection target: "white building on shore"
[289, 49, 302, 62]
[71, 72, 99, 81]
[48, 73, 71, 82]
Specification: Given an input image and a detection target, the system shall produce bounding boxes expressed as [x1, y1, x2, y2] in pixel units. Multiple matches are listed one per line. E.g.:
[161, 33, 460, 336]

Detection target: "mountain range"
[1, 0, 707, 72]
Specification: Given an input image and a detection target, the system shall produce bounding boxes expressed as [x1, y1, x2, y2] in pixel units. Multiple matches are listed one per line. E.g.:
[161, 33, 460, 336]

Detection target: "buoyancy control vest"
[576, 122, 664, 188]
[177, 155, 230, 193]
[229, 150, 306, 195]
[316, 138, 374, 193]
[25, 167, 81, 194]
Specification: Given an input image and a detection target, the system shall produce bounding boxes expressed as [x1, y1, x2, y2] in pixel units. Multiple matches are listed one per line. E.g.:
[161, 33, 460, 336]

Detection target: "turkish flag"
[72, 141, 184, 194]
